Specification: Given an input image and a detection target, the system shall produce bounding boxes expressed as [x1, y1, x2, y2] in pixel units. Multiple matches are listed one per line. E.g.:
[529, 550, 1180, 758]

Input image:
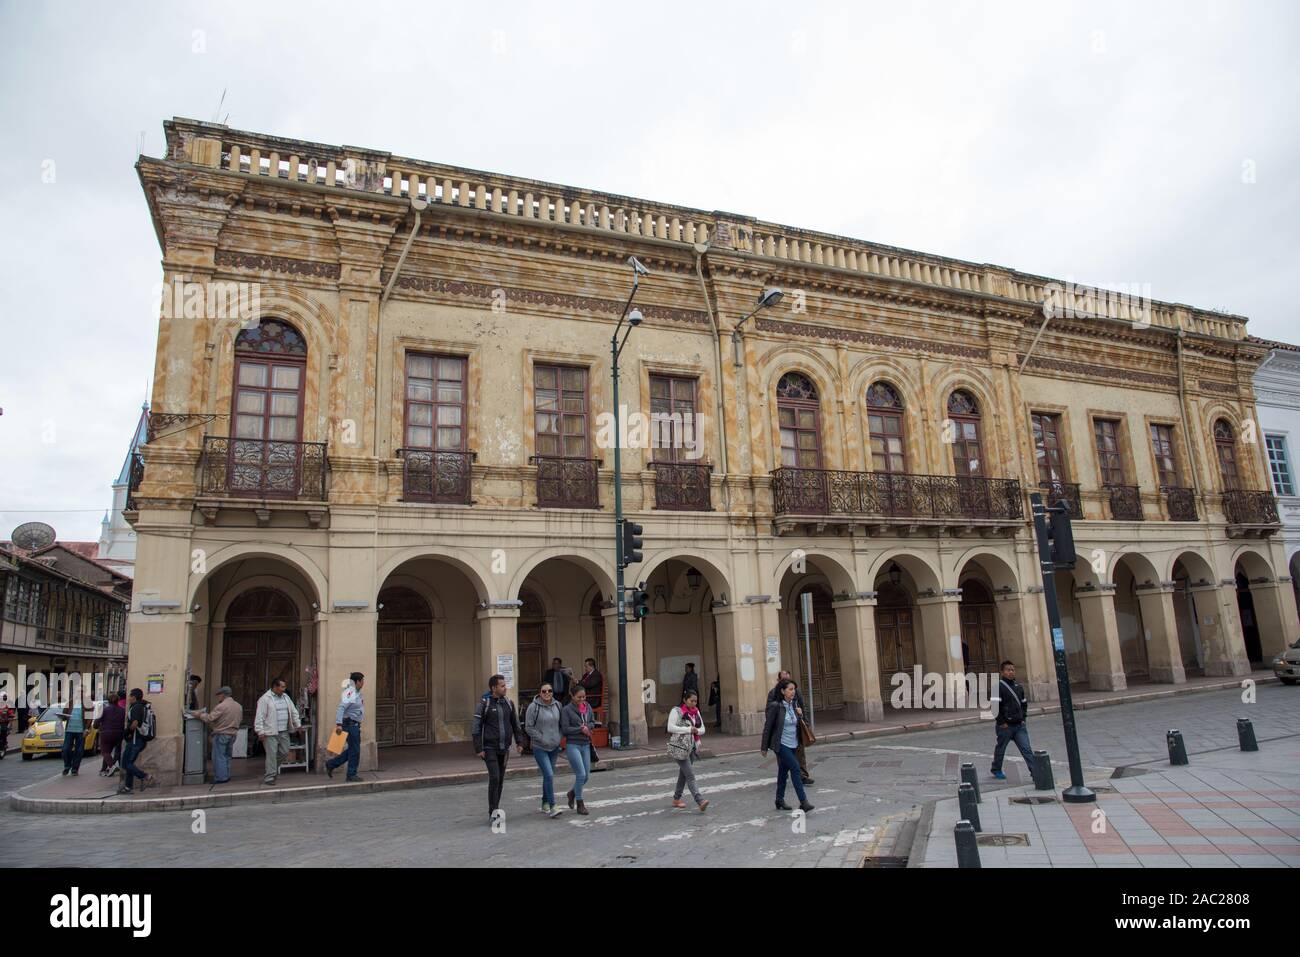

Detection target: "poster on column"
[766, 636, 780, 673]
[496, 654, 515, 690]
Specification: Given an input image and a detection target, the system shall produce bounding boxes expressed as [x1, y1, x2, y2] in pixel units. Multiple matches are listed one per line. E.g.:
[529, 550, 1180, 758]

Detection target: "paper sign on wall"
[496, 654, 514, 690]
[147, 674, 165, 695]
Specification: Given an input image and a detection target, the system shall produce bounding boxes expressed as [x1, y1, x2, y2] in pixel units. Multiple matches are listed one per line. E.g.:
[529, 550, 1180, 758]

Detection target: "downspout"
[694, 248, 732, 515]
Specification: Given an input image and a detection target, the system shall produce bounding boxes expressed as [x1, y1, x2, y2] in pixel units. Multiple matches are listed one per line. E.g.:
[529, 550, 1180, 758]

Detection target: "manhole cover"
[1009, 795, 1057, 804]
[977, 833, 1030, 847]
[861, 855, 909, 868]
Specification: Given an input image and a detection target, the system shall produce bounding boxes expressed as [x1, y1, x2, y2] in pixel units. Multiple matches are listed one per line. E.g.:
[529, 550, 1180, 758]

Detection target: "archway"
[376, 586, 432, 747]
[640, 559, 721, 729]
[1170, 553, 1214, 676]
[874, 575, 917, 702]
[958, 580, 999, 674]
[1235, 564, 1264, 665]
[1112, 556, 1151, 681]
[792, 583, 844, 714]
[221, 586, 302, 711]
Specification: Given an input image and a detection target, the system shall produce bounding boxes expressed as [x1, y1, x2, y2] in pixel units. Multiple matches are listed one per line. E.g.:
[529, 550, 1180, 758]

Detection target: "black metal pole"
[613, 329, 630, 749]
[1029, 491, 1094, 804]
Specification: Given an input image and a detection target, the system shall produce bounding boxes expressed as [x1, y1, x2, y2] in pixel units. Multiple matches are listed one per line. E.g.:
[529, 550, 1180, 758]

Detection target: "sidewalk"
[9, 670, 1277, 815]
[913, 735, 1300, 868]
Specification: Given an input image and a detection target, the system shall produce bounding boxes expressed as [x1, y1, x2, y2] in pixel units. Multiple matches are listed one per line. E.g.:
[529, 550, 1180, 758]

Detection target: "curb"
[9, 675, 1278, 815]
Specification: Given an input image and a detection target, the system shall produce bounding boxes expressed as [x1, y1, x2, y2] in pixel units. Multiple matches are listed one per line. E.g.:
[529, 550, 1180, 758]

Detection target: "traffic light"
[629, 585, 650, 620]
[621, 520, 643, 568]
[1048, 506, 1076, 568]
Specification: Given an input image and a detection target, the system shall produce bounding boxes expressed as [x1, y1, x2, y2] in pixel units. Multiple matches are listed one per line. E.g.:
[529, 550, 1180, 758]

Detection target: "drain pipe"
[373, 196, 427, 455]
[694, 247, 732, 513]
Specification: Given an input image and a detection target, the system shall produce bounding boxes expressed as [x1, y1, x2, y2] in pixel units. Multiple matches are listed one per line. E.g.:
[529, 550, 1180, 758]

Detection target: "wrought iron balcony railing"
[1039, 480, 1083, 519]
[399, 449, 475, 504]
[1104, 484, 1144, 521]
[200, 436, 328, 501]
[1221, 489, 1281, 525]
[531, 456, 600, 509]
[650, 461, 713, 511]
[771, 468, 1023, 521]
[1161, 485, 1198, 522]
[124, 451, 145, 511]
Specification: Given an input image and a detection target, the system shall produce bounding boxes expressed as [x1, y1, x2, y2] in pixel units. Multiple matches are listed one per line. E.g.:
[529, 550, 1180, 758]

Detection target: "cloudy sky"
[1, 0, 1297, 541]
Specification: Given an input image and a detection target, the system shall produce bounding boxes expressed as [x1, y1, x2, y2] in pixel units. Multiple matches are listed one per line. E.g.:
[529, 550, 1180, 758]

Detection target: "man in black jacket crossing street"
[990, 660, 1035, 780]
[473, 674, 524, 824]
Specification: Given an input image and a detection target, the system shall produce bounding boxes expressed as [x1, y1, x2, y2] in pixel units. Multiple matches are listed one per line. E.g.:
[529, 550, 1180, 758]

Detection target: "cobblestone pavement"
[2, 684, 1295, 867]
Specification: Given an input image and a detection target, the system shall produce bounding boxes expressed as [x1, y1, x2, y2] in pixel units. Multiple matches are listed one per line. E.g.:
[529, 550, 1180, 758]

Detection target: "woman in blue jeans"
[525, 683, 565, 817]
[760, 678, 814, 813]
[560, 685, 596, 815]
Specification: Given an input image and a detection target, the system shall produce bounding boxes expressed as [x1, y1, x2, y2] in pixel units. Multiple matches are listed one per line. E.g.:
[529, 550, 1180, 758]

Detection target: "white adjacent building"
[95, 403, 149, 578]
[1253, 340, 1300, 617]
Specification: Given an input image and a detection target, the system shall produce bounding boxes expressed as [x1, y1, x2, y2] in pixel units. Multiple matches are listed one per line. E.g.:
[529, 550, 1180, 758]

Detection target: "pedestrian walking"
[667, 690, 709, 812]
[560, 685, 596, 815]
[0, 692, 12, 758]
[760, 678, 814, 813]
[93, 692, 126, 776]
[681, 662, 699, 700]
[766, 670, 814, 784]
[990, 660, 1034, 780]
[253, 678, 301, 786]
[578, 657, 604, 770]
[524, 682, 564, 818]
[708, 678, 721, 729]
[116, 688, 156, 795]
[325, 672, 366, 782]
[196, 685, 242, 783]
[473, 675, 524, 824]
[58, 696, 88, 776]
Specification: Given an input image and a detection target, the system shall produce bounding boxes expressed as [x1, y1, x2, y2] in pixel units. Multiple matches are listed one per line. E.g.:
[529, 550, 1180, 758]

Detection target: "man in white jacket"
[253, 678, 301, 785]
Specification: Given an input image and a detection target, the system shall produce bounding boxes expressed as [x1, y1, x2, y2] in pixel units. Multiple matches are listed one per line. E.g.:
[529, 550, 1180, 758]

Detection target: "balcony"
[399, 449, 475, 505]
[124, 451, 145, 511]
[199, 437, 328, 524]
[1039, 481, 1082, 519]
[1221, 489, 1281, 536]
[1161, 486, 1198, 522]
[531, 456, 600, 509]
[1104, 484, 1144, 521]
[771, 468, 1022, 535]
[650, 461, 713, 511]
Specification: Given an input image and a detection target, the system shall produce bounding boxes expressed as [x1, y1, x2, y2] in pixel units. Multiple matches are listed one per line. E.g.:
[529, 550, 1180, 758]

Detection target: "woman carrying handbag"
[666, 690, 709, 812]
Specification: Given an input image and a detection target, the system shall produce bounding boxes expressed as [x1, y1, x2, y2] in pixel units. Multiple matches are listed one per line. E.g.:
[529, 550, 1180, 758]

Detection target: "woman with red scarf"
[666, 690, 709, 811]
[561, 685, 597, 815]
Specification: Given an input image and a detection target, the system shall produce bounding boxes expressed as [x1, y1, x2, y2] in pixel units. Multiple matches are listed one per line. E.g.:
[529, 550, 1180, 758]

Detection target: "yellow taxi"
[21, 704, 101, 760]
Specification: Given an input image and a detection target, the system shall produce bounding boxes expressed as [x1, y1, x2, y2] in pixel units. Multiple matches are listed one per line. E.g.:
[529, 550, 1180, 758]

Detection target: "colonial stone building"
[126, 117, 1299, 780]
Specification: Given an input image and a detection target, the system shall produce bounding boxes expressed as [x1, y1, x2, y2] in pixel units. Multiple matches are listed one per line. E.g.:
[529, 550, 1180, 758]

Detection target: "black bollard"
[1236, 718, 1259, 752]
[1167, 729, 1189, 765]
[960, 762, 982, 803]
[955, 820, 981, 868]
[1031, 750, 1055, 791]
[958, 782, 981, 832]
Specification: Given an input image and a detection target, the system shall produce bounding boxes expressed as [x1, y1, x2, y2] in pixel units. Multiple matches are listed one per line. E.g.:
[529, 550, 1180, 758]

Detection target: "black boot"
[567, 789, 575, 809]
[775, 800, 792, 811]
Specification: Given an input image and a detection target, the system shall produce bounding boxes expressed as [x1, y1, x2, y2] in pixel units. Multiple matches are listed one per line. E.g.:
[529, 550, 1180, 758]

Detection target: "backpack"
[137, 702, 157, 741]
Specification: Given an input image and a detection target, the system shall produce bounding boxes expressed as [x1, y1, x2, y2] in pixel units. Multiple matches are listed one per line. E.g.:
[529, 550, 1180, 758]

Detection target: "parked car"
[21, 703, 101, 760]
[1274, 638, 1300, 685]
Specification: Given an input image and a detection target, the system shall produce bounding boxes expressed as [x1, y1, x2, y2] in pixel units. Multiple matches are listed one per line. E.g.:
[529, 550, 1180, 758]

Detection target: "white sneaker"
[547, 805, 564, 818]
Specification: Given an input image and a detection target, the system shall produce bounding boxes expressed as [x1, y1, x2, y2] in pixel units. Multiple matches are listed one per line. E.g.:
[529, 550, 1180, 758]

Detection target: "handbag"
[798, 718, 816, 746]
[667, 732, 693, 761]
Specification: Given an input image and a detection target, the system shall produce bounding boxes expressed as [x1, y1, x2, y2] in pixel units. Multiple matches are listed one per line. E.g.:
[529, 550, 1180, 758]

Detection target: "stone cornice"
[753, 317, 988, 359]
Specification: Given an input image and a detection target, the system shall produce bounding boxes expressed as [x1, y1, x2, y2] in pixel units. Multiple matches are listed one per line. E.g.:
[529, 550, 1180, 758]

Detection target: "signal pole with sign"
[1029, 491, 1095, 803]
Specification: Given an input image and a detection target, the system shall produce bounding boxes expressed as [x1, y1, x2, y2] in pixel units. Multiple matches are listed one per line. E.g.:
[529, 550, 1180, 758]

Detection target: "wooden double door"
[959, 582, 1001, 675]
[376, 623, 432, 747]
[793, 587, 843, 712]
[221, 629, 299, 713]
[875, 583, 918, 698]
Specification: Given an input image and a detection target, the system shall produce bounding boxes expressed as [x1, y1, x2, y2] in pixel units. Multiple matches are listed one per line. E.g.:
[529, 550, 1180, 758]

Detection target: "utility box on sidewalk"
[182, 716, 206, 785]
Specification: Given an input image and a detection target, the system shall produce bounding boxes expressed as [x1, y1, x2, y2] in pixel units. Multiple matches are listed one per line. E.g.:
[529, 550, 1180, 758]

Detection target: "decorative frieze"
[1018, 354, 1178, 389]
[214, 249, 341, 279]
[754, 317, 988, 359]
[1199, 379, 1238, 394]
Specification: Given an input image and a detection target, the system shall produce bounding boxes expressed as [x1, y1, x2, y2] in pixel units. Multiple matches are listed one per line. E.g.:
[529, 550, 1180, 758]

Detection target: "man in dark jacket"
[767, 671, 813, 784]
[578, 658, 604, 768]
[990, 660, 1034, 780]
[542, 658, 572, 705]
[473, 674, 524, 824]
[681, 663, 700, 700]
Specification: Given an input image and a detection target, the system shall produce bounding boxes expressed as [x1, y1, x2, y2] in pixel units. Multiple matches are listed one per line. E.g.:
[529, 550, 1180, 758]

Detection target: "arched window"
[867, 382, 906, 474]
[777, 372, 821, 468]
[233, 318, 306, 444]
[1213, 418, 1239, 490]
[947, 389, 983, 477]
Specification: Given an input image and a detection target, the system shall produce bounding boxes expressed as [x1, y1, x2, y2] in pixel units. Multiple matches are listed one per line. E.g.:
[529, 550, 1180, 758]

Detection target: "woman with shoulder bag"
[666, 690, 709, 812]
[560, 685, 596, 815]
[760, 678, 814, 813]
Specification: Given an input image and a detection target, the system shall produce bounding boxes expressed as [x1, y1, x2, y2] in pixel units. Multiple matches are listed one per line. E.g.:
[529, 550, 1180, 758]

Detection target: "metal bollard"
[1031, 749, 1055, 791]
[1236, 718, 1259, 752]
[1167, 729, 1189, 765]
[955, 820, 981, 868]
[960, 762, 982, 803]
[958, 782, 981, 832]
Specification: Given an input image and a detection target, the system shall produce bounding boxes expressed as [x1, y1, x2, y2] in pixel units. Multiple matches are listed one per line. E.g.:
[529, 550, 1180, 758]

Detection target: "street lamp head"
[628, 309, 643, 327]
[758, 287, 784, 310]
[628, 256, 651, 277]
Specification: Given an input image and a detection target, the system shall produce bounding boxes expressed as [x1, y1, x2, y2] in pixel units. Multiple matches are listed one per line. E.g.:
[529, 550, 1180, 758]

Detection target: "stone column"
[1074, 589, 1127, 691]
[126, 611, 190, 783]
[832, 596, 884, 722]
[1190, 583, 1249, 676]
[713, 604, 769, 735]
[317, 610, 378, 771]
[600, 606, 648, 746]
[916, 594, 965, 677]
[1248, 581, 1296, 660]
[994, 593, 1041, 696]
[1135, 585, 1187, 684]
[476, 605, 520, 707]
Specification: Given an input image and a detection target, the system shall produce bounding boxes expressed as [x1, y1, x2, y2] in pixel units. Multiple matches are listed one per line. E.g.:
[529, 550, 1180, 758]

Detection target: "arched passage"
[956, 552, 1024, 677]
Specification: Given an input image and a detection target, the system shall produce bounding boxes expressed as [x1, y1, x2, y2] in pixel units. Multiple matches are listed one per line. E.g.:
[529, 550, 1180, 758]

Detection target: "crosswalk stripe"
[509, 769, 744, 802]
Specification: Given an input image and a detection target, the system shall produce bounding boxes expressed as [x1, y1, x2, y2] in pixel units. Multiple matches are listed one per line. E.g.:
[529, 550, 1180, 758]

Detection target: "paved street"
[2, 684, 1296, 867]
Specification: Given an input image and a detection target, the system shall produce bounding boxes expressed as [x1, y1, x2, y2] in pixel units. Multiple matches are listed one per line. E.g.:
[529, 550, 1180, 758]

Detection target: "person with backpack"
[990, 660, 1034, 780]
[524, 681, 564, 818]
[254, 678, 302, 786]
[560, 684, 596, 815]
[472, 674, 524, 825]
[116, 688, 156, 795]
[666, 689, 709, 812]
[58, 695, 88, 776]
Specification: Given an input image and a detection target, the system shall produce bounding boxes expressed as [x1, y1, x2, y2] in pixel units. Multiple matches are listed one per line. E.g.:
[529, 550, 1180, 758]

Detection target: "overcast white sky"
[1, 0, 1297, 541]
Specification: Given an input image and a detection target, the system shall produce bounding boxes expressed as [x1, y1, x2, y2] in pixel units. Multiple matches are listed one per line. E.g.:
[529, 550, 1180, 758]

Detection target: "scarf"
[681, 704, 701, 736]
[578, 701, 590, 716]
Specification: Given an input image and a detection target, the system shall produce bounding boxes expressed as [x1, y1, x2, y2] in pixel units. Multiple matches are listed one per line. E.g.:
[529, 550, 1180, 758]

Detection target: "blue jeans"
[776, 744, 808, 805]
[120, 738, 147, 788]
[327, 720, 361, 778]
[565, 741, 590, 801]
[211, 733, 234, 782]
[61, 732, 84, 771]
[992, 722, 1034, 773]
[532, 747, 559, 806]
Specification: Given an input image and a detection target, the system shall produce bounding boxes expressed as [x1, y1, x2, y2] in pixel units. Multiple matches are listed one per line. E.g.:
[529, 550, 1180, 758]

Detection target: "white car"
[1274, 638, 1300, 685]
